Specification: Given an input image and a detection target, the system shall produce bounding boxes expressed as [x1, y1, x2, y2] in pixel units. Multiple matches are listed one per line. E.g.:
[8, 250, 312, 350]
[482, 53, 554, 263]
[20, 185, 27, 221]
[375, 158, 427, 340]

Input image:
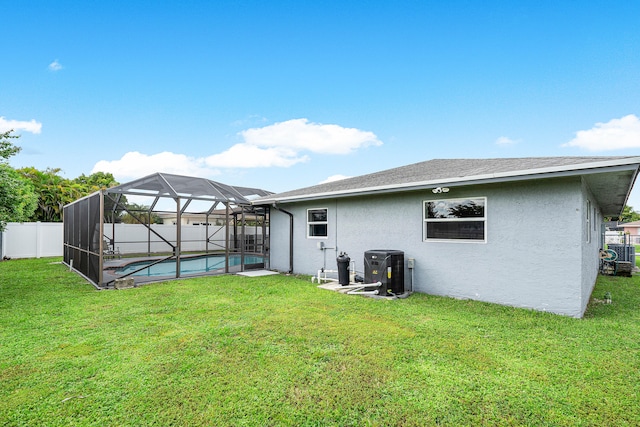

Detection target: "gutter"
[620, 163, 640, 217]
[257, 159, 640, 205]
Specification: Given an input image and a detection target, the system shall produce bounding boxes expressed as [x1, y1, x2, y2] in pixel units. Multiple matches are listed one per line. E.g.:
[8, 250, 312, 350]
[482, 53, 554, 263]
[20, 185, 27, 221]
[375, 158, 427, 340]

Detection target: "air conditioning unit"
[364, 250, 404, 295]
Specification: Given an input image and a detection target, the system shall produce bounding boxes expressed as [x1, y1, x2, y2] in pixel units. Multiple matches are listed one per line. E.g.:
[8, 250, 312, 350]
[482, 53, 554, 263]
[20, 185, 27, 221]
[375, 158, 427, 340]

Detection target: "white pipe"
[349, 260, 356, 283]
[347, 289, 379, 295]
[312, 268, 339, 283]
[346, 281, 384, 295]
[336, 281, 381, 290]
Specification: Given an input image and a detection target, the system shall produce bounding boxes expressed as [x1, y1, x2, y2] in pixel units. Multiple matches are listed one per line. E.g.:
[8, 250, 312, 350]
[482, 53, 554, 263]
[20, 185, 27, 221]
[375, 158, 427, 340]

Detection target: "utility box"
[607, 244, 636, 266]
[364, 250, 404, 295]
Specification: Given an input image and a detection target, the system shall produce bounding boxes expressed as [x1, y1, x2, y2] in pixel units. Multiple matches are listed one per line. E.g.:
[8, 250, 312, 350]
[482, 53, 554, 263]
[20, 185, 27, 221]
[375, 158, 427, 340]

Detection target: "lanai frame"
[63, 173, 272, 289]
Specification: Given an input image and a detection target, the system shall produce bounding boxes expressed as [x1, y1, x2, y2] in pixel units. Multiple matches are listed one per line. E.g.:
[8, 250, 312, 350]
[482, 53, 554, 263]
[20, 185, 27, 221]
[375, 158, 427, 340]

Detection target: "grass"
[1, 258, 639, 426]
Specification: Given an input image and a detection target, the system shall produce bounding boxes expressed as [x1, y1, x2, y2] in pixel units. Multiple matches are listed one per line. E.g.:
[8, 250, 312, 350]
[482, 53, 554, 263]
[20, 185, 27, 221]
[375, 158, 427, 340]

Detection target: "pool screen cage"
[63, 173, 272, 289]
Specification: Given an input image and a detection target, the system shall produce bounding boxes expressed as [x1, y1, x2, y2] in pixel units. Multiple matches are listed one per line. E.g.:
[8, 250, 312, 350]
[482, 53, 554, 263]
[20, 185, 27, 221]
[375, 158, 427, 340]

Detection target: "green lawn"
[1, 258, 639, 426]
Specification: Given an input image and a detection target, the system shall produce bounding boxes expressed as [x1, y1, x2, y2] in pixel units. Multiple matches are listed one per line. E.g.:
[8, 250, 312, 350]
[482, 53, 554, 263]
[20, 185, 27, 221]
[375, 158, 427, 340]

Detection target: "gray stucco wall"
[268, 176, 599, 317]
[580, 178, 602, 315]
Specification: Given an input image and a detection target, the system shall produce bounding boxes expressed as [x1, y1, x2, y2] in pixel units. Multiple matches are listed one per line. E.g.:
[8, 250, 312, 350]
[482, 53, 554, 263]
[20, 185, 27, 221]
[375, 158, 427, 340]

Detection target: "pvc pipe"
[349, 260, 356, 283]
[336, 281, 381, 290]
[346, 289, 379, 295]
[313, 269, 339, 283]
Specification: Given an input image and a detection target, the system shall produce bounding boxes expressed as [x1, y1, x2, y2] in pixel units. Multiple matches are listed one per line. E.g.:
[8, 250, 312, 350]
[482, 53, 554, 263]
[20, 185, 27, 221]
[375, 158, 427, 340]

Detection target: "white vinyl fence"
[605, 231, 640, 245]
[1, 222, 64, 259]
[1, 222, 264, 259]
[104, 223, 264, 254]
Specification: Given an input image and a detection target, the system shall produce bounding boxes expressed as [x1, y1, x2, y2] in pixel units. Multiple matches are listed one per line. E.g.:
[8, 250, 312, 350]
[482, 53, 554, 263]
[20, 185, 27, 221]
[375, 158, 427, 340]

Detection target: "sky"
[2, 1, 640, 207]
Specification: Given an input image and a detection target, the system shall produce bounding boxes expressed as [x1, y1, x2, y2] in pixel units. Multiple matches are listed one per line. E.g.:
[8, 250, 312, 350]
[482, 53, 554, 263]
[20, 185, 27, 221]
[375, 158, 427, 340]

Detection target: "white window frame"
[307, 208, 328, 239]
[586, 200, 591, 243]
[423, 197, 487, 243]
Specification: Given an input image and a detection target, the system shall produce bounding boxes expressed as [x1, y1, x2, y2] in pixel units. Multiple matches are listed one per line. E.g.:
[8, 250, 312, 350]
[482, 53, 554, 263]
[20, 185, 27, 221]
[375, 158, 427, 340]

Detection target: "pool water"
[114, 254, 264, 277]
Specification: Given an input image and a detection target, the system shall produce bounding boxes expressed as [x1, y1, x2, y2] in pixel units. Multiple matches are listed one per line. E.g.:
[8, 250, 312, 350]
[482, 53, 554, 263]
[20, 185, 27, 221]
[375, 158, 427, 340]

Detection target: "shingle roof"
[254, 156, 640, 204]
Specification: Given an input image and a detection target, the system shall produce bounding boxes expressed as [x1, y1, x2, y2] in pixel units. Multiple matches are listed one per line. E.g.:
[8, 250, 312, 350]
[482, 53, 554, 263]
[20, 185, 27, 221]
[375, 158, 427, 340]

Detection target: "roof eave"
[253, 157, 640, 205]
[619, 162, 640, 217]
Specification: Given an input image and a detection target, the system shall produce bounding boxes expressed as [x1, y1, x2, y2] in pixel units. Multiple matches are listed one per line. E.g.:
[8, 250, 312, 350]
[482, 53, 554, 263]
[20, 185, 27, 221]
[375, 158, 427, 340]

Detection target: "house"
[618, 220, 640, 245]
[254, 156, 640, 317]
[156, 212, 226, 226]
[619, 220, 640, 236]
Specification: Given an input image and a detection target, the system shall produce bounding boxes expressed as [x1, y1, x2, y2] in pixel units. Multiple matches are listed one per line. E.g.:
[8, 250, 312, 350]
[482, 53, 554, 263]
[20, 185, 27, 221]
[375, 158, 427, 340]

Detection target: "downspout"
[240, 207, 245, 272]
[271, 203, 294, 274]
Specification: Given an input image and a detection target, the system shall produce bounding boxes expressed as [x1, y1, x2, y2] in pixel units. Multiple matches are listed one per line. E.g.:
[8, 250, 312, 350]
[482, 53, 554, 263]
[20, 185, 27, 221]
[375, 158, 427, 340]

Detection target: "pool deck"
[237, 270, 279, 277]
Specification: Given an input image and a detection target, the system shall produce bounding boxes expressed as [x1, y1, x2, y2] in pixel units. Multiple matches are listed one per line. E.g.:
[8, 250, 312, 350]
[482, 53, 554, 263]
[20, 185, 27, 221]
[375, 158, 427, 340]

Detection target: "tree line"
[0, 130, 165, 230]
[0, 130, 119, 230]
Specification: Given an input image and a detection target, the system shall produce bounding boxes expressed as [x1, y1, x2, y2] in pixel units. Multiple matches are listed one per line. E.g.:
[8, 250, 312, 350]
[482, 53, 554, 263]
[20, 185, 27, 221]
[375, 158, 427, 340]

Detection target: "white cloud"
[495, 136, 518, 146]
[91, 151, 220, 180]
[240, 118, 382, 155]
[205, 143, 309, 168]
[319, 174, 352, 184]
[0, 116, 42, 134]
[563, 114, 640, 151]
[91, 118, 382, 180]
[48, 60, 63, 71]
[205, 118, 382, 168]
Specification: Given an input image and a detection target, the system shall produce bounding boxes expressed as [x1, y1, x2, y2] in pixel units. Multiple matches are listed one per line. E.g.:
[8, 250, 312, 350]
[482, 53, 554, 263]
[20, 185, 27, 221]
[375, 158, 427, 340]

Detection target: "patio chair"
[104, 238, 121, 259]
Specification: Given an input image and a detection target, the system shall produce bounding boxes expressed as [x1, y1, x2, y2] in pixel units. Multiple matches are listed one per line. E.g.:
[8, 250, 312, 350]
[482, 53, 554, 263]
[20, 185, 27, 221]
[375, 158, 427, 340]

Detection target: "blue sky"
[2, 1, 640, 207]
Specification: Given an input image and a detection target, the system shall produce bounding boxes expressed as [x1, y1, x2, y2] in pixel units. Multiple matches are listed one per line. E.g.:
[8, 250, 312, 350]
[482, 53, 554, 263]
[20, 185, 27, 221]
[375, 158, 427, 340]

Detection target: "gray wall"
[580, 177, 602, 315]
[269, 176, 600, 317]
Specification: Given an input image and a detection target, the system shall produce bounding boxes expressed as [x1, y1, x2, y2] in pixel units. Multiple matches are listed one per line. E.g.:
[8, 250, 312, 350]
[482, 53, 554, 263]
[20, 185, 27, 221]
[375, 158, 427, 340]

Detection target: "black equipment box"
[364, 250, 404, 295]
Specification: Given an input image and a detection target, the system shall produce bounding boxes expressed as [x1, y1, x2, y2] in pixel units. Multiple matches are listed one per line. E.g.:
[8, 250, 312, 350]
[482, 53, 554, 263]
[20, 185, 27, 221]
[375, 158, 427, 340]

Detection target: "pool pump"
[364, 250, 405, 295]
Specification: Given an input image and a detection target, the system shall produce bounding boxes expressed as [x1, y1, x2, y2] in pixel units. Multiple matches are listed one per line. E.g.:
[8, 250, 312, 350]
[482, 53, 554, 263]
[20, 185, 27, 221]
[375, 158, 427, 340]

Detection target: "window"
[424, 197, 486, 242]
[307, 208, 328, 238]
[586, 200, 591, 243]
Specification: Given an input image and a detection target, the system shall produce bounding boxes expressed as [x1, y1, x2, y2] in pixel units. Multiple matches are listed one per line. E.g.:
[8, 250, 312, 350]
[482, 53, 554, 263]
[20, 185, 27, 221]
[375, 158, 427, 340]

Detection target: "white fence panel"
[605, 231, 640, 245]
[0, 222, 263, 259]
[1, 222, 63, 258]
[104, 224, 263, 254]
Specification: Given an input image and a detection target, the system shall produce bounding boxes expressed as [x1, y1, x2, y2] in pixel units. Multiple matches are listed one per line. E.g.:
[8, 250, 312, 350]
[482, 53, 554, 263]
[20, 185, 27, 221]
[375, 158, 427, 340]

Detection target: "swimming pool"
[113, 254, 264, 277]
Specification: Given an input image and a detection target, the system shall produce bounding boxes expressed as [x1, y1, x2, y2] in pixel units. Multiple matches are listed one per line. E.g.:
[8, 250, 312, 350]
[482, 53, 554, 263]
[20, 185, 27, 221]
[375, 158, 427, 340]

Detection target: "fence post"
[36, 221, 42, 259]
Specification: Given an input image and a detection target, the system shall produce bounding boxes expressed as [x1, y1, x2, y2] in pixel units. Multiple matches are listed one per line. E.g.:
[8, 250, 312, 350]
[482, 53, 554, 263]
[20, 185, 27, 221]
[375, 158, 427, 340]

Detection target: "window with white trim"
[424, 197, 486, 242]
[307, 208, 328, 238]
[586, 200, 591, 243]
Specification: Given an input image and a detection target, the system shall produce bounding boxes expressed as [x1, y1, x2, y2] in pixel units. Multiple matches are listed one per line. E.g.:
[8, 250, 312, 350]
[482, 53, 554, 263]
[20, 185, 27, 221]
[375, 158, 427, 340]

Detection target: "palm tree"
[18, 168, 118, 222]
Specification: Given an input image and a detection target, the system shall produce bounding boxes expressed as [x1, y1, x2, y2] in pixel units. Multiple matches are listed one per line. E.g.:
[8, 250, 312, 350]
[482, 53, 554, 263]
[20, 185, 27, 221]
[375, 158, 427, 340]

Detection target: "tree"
[1, 130, 119, 225]
[119, 203, 162, 224]
[0, 130, 21, 159]
[448, 201, 484, 218]
[18, 167, 76, 222]
[619, 205, 640, 223]
[18, 168, 119, 222]
[0, 130, 38, 231]
[73, 171, 118, 189]
[0, 165, 38, 231]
